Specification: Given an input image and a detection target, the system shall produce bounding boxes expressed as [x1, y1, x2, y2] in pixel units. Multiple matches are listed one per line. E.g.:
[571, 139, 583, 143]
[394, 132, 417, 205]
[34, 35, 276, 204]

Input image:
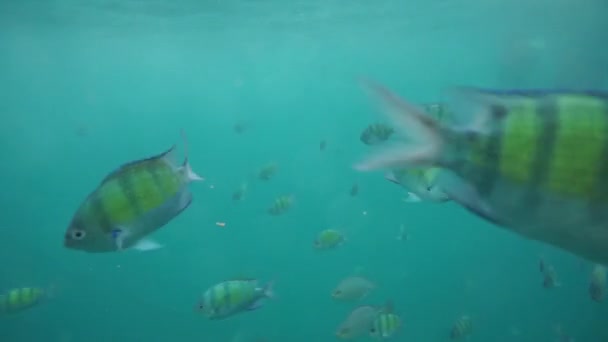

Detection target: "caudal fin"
[263, 281, 275, 299]
[355, 78, 446, 171]
[179, 129, 204, 182]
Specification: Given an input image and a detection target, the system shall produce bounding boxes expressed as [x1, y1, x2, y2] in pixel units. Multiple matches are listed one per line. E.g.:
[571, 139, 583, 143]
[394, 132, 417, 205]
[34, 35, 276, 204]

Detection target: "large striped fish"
[64, 131, 203, 253]
[356, 79, 608, 265]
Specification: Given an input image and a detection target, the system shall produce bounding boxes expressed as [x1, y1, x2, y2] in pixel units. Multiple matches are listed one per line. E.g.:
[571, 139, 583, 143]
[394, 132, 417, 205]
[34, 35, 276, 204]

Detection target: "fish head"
[63, 216, 112, 252]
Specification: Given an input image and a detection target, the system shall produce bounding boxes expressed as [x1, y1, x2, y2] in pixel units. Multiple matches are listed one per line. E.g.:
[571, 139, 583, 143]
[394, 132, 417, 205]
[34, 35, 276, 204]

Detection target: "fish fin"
[428, 185, 450, 202]
[355, 79, 446, 171]
[384, 300, 394, 313]
[403, 192, 422, 203]
[437, 171, 504, 225]
[177, 191, 193, 213]
[263, 281, 275, 299]
[179, 129, 204, 182]
[384, 171, 401, 184]
[246, 299, 264, 311]
[111, 227, 130, 251]
[132, 238, 163, 251]
[444, 87, 513, 135]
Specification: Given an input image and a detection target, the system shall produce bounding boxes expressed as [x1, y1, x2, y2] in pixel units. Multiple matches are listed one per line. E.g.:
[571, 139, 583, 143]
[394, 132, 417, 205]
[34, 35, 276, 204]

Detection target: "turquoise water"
[1, 1, 607, 341]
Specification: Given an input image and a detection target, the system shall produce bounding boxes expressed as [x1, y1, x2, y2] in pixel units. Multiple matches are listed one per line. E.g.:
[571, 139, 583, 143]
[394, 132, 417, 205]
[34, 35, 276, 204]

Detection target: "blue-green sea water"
[1, 1, 607, 341]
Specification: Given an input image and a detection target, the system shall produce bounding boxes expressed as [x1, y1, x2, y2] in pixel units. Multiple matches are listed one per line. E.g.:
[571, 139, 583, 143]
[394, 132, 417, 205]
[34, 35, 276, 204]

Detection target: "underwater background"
[1, 0, 608, 341]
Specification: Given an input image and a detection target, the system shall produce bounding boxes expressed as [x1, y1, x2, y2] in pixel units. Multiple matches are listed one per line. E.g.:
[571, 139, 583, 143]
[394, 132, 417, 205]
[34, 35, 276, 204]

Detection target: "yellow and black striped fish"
[369, 311, 402, 339]
[64, 131, 203, 253]
[0, 287, 48, 315]
[356, 80, 608, 265]
[267, 195, 293, 216]
[196, 279, 274, 320]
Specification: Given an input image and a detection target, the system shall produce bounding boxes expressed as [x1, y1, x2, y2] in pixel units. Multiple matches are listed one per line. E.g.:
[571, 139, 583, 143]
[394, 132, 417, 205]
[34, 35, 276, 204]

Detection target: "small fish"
[267, 195, 293, 216]
[450, 315, 472, 340]
[232, 182, 248, 201]
[542, 265, 561, 289]
[355, 80, 608, 265]
[320, 140, 327, 151]
[196, 279, 274, 320]
[332, 276, 375, 301]
[257, 163, 278, 181]
[314, 229, 346, 250]
[64, 131, 203, 253]
[589, 264, 606, 302]
[369, 301, 402, 340]
[336, 305, 382, 340]
[360, 123, 395, 145]
[0, 287, 52, 315]
[385, 168, 449, 203]
[350, 183, 359, 197]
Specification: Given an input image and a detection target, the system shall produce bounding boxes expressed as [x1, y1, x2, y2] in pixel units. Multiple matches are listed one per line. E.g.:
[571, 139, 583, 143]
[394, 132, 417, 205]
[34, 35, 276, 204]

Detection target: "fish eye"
[71, 229, 86, 240]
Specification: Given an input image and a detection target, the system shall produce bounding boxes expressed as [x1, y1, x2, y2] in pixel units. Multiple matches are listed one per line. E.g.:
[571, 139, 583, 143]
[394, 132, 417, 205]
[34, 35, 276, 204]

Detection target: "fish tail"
[263, 280, 275, 299]
[355, 78, 450, 171]
[179, 129, 204, 182]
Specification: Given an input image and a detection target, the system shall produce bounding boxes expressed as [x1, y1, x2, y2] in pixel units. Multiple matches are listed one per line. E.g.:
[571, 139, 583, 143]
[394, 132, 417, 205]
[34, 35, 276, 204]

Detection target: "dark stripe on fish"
[149, 165, 168, 197]
[521, 97, 559, 213]
[118, 170, 143, 216]
[91, 193, 113, 233]
[223, 281, 232, 309]
[474, 104, 506, 198]
[589, 101, 608, 221]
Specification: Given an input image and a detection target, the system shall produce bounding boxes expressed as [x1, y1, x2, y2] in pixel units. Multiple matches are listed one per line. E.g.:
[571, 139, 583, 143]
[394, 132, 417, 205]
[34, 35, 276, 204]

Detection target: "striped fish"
[0, 287, 47, 315]
[64, 131, 203, 253]
[369, 304, 402, 340]
[196, 279, 274, 320]
[385, 167, 449, 203]
[356, 79, 608, 265]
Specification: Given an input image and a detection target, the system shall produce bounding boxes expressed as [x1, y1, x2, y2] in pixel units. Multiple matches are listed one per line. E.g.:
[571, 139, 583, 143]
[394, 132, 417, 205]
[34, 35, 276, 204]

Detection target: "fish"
[64, 131, 203, 253]
[196, 279, 274, 320]
[232, 182, 249, 201]
[450, 315, 472, 340]
[267, 195, 294, 216]
[360, 123, 395, 145]
[257, 163, 278, 181]
[355, 79, 608, 265]
[369, 301, 402, 340]
[332, 276, 375, 301]
[589, 264, 606, 302]
[336, 305, 382, 340]
[320, 140, 327, 151]
[0, 287, 52, 315]
[314, 229, 346, 250]
[385, 168, 450, 203]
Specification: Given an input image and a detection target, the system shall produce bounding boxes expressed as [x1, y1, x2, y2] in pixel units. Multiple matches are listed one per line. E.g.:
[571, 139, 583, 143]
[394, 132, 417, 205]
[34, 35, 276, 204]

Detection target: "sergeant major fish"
[196, 279, 274, 320]
[356, 79, 608, 265]
[64, 131, 203, 253]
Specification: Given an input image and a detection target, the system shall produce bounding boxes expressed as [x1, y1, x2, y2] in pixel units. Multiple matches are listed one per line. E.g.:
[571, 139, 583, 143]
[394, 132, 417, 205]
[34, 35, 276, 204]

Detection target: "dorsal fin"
[99, 144, 177, 185]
